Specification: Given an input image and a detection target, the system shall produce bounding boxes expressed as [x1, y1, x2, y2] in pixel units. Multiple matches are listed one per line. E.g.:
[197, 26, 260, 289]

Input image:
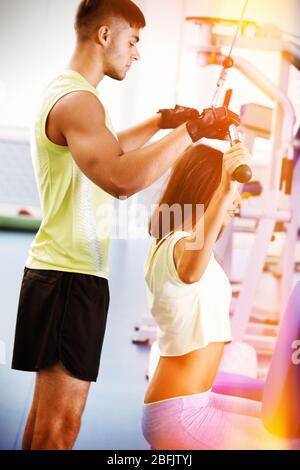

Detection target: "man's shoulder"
[49, 89, 106, 134]
[56, 90, 105, 120]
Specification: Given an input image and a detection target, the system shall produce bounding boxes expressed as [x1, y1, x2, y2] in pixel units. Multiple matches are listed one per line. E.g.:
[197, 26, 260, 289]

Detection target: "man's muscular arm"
[52, 91, 192, 199]
[116, 105, 200, 152]
[117, 115, 162, 153]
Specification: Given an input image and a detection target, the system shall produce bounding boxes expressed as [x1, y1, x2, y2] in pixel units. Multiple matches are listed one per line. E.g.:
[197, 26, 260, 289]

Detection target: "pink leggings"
[142, 390, 300, 450]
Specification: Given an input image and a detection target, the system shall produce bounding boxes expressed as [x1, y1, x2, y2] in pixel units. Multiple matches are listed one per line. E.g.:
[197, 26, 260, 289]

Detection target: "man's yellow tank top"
[26, 70, 115, 279]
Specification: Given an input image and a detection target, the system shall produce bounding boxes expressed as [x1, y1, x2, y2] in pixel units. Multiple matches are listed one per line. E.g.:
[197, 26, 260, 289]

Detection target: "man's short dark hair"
[75, 0, 146, 42]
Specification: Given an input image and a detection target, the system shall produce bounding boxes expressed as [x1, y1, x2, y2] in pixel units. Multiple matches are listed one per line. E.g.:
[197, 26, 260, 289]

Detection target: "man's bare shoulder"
[52, 91, 106, 131]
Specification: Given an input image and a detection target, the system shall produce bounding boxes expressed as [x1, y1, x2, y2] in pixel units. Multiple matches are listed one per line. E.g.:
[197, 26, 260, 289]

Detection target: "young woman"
[142, 143, 299, 450]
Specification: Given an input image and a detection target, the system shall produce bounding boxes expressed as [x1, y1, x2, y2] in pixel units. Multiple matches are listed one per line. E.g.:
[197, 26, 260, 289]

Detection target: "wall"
[0, 0, 186, 131]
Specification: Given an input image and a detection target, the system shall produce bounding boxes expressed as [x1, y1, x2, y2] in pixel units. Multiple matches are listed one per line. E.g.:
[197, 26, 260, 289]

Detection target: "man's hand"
[158, 105, 200, 129]
[186, 106, 240, 142]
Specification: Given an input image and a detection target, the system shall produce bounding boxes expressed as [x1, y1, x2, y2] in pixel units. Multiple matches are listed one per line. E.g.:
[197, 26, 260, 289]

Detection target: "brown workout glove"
[186, 106, 240, 142]
[158, 105, 200, 129]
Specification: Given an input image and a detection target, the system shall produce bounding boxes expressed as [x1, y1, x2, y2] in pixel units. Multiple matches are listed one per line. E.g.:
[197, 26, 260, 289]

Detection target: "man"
[11, 0, 240, 450]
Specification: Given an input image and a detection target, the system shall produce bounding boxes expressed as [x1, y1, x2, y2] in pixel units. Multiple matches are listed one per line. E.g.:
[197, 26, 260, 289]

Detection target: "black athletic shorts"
[11, 267, 110, 382]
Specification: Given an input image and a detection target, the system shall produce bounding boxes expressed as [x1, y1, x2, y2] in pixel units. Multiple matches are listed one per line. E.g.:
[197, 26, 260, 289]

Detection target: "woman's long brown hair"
[149, 144, 223, 240]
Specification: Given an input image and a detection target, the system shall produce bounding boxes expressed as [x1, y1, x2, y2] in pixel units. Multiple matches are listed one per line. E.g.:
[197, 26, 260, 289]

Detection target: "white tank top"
[144, 231, 233, 356]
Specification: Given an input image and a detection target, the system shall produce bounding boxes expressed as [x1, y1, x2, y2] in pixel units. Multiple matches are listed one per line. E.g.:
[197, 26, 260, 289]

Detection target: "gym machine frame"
[187, 16, 299, 352]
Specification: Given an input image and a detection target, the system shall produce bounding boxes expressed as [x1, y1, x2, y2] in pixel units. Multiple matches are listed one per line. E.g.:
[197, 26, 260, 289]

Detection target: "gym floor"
[0, 231, 152, 450]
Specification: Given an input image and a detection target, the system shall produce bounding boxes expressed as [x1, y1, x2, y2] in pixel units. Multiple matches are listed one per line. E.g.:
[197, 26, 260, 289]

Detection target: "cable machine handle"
[229, 124, 253, 183]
